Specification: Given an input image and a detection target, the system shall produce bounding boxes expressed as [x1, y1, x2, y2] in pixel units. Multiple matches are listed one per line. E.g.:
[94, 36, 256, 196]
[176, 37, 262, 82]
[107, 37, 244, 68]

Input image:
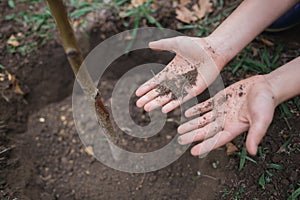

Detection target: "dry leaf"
[259, 36, 274, 46]
[226, 142, 238, 156]
[73, 19, 84, 29]
[131, 0, 146, 8]
[179, 0, 192, 7]
[16, 32, 24, 38]
[193, 0, 213, 19]
[6, 35, 20, 47]
[85, 146, 94, 156]
[176, 6, 197, 24]
[5, 71, 24, 95]
[13, 81, 24, 95]
[176, 0, 213, 24]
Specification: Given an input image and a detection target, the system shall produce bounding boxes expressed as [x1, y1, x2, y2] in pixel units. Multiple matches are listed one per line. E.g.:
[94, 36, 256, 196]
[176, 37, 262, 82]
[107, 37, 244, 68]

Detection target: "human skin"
[177, 57, 300, 156]
[136, 0, 299, 113]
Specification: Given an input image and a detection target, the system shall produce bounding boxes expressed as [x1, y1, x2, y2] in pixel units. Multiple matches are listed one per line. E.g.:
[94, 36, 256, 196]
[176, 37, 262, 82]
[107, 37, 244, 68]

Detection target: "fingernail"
[177, 137, 184, 145]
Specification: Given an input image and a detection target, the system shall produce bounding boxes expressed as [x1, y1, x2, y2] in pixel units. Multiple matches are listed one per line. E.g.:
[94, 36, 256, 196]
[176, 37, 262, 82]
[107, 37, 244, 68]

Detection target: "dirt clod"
[156, 68, 198, 100]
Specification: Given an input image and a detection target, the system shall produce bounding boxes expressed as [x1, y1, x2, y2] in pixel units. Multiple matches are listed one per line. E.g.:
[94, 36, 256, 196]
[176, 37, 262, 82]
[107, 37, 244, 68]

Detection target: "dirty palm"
[135, 37, 275, 157]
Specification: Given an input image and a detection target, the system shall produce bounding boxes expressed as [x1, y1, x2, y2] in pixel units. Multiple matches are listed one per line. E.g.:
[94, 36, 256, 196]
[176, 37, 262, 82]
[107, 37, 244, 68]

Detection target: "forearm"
[265, 57, 300, 105]
[208, 0, 299, 66]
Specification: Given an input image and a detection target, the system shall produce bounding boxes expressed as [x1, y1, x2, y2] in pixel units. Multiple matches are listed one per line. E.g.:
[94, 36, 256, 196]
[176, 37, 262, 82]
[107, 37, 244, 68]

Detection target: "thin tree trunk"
[46, 0, 118, 141]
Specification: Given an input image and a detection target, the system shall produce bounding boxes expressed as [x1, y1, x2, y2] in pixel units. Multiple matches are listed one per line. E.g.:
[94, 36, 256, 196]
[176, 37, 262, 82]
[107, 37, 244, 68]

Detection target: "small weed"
[258, 173, 266, 190]
[118, 0, 162, 29]
[0, 64, 6, 70]
[221, 188, 230, 198]
[8, 0, 16, 8]
[238, 146, 257, 171]
[212, 160, 220, 169]
[288, 184, 300, 200]
[280, 134, 300, 155]
[116, 0, 162, 50]
[233, 186, 245, 200]
[257, 145, 284, 190]
[4, 0, 107, 56]
[257, 146, 269, 160]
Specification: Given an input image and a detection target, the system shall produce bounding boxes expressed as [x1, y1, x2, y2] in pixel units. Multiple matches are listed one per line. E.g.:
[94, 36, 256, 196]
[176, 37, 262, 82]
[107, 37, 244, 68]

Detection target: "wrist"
[264, 73, 284, 106]
[193, 36, 228, 71]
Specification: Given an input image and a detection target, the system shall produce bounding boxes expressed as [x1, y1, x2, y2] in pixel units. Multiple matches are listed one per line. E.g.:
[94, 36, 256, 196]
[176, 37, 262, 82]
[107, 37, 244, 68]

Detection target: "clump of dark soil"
[156, 67, 198, 100]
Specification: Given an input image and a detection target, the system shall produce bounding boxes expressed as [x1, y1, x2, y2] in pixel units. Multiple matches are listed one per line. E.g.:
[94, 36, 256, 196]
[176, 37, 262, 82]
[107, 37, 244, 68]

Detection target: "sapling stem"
[46, 0, 119, 144]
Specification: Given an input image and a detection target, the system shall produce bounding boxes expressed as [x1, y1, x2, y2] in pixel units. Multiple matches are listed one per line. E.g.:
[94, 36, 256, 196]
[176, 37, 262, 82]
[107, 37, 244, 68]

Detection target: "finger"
[149, 38, 178, 52]
[136, 70, 167, 97]
[178, 121, 222, 145]
[136, 89, 160, 108]
[162, 83, 207, 114]
[144, 94, 172, 112]
[177, 112, 215, 134]
[246, 117, 272, 156]
[162, 92, 195, 114]
[190, 130, 235, 156]
[185, 98, 214, 118]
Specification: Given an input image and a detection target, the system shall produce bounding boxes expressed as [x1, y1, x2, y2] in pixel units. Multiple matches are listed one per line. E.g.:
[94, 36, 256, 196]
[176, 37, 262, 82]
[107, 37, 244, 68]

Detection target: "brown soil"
[156, 67, 198, 100]
[1, 1, 300, 200]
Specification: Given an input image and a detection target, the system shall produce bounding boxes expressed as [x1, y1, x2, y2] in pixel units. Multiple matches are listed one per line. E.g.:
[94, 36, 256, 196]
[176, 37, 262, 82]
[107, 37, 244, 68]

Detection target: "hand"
[135, 36, 226, 113]
[177, 75, 277, 156]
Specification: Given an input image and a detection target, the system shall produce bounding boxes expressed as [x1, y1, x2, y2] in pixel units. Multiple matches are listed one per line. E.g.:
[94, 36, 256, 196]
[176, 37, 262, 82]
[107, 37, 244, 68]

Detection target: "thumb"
[246, 117, 272, 156]
[149, 37, 178, 52]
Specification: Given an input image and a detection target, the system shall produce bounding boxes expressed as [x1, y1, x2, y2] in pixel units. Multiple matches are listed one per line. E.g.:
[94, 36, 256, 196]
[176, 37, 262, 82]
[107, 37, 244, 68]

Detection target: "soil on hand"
[156, 67, 198, 100]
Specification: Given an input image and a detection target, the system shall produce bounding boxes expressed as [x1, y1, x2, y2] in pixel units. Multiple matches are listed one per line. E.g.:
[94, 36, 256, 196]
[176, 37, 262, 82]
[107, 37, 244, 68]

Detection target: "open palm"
[178, 75, 277, 156]
[136, 36, 223, 113]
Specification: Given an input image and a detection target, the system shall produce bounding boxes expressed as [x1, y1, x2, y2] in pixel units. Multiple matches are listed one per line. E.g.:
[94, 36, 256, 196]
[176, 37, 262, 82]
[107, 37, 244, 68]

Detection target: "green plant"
[238, 146, 257, 171]
[113, 0, 163, 51]
[0, 64, 5, 70]
[8, 0, 15, 8]
[232, 44, 284, 74]
[288, 184, 300, 200]
[233, 186, 245, 200]
[256, 145, 285, 190]
[4, 0, 107, 56]
[119, 0, 162, 29]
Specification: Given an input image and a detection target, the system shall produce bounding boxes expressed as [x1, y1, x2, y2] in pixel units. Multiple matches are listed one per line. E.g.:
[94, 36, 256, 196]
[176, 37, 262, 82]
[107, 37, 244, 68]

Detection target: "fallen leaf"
[131, 0, 146, 8]
[6, 71, 15, 82]
[176, 6, 197, 24]
[6, 35, 20, 47]
[193, 0, 213, 19]
[251, 46, 259, 56]
[259, 36, 274, 46]
[85, 146, 94, 156]
[179, 0, 192, 7]
[176, 0, 213, 23]
[16, 32, 24, 38]
[5, 71, 24, 95]
[13, 81, 24, 95]
[226, 142, 238, 156]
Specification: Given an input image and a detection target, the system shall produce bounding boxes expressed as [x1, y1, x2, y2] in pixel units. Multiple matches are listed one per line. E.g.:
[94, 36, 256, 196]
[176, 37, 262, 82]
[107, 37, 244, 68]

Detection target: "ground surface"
[1, 1, 300, 199]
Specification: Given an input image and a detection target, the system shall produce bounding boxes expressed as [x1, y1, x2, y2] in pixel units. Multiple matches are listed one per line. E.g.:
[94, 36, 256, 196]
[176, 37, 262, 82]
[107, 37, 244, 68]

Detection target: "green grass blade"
[8, 0, 15, 8]
[280, 103, 293, 118]
[0, 64, 6, 69]
[239, 147, 247, 171]
[268, 163, 284, 170]
[259, 173, 266, 190]
[288, 187, 300, 200]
